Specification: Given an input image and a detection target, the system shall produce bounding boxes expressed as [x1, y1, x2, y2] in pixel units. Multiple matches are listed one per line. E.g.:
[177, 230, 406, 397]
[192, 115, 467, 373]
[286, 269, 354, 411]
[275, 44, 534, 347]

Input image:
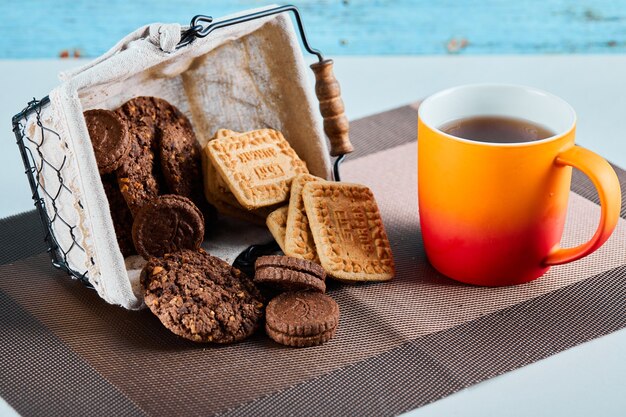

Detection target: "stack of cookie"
[198, 128, 395, 283]
[138, 250, 340, 348]
[85, 96, 215, 259]
[267, 176, 396, 283]
[255, 255, 340, 348]
[201, 129, 309, 224]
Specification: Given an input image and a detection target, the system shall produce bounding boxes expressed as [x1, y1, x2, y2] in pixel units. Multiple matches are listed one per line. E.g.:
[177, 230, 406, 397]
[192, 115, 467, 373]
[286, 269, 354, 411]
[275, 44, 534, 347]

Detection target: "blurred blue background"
[2, 0, 626, 58]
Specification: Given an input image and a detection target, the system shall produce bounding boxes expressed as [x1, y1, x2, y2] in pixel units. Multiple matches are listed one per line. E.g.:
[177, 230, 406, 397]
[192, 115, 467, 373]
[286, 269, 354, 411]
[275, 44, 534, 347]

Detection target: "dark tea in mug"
[439, 116, 555, 143]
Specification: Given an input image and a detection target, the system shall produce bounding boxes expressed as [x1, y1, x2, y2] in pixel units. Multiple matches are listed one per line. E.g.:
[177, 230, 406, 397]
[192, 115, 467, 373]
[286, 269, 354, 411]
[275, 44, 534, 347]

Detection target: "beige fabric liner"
[1, 138, 624, 415]
[34, 6, 331, 309]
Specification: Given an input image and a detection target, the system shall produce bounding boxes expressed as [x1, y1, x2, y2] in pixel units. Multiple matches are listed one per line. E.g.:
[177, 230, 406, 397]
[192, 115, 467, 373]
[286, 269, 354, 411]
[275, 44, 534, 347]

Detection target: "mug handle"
[544, 146, 622, 266]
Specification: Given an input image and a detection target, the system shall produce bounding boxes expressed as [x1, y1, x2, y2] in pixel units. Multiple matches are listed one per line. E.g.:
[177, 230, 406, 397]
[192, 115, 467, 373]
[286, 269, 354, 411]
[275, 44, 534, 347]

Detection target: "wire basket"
[12, 96, 93, 284]
[10, 5, 352, 304]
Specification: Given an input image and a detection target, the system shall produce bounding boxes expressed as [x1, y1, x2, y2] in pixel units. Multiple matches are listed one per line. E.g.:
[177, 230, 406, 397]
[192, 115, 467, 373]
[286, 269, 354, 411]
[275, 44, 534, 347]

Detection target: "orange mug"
[418, 84, 621, 286]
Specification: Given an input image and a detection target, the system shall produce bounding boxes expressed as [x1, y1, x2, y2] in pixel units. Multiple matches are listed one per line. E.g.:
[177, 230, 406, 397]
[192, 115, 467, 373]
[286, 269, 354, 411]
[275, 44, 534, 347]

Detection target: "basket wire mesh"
[12, 97, 92, 286]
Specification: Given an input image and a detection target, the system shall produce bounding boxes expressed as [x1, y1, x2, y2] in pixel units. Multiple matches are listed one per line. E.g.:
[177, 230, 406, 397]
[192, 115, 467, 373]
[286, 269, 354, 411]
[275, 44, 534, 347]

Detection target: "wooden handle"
[310, 59, 353, 156]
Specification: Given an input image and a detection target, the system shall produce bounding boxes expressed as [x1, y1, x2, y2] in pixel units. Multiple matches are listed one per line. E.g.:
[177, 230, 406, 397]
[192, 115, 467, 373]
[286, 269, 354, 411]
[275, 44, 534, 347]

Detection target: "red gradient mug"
[418, 84, 621, 286]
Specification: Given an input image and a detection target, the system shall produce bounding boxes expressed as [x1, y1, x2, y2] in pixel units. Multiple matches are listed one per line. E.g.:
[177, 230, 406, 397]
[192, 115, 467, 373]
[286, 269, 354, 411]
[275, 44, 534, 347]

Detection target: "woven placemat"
[1, 104, 625, 417]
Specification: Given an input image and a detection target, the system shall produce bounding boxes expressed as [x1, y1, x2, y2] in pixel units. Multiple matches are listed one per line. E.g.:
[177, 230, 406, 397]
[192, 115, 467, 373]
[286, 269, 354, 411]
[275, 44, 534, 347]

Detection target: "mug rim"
[418, 83, 577, 147]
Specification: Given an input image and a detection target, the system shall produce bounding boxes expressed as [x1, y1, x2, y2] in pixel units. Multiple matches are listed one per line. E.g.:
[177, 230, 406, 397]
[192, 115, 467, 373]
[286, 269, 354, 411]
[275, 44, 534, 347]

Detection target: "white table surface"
[1, 56, 625, 417]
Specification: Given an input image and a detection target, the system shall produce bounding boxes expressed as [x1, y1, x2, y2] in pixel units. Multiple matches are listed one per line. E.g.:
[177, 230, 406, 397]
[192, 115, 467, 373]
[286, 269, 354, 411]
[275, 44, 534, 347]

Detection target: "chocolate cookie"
[132, 195, 204, 259]
[116, 96, 212, 221]
[84, 109, 130, 174]
[255, 255, 326, 293]
[142, 249, 264, 343]
[116, 123, 162, 215]
[266, 325, 337, 348]
[159, 123, 201, 197]
[115, 97, 177, 206]
[115, 96, 159, 131]
[101, 174, 136, 257]
[265, 291, 339, 347]
[159, 123, 216, 227]
[116, 96, 195, 136]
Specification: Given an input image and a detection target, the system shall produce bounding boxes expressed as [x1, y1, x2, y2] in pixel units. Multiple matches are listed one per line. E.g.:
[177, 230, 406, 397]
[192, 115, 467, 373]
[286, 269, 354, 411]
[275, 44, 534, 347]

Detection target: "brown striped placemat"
[1, 104, 625, 417]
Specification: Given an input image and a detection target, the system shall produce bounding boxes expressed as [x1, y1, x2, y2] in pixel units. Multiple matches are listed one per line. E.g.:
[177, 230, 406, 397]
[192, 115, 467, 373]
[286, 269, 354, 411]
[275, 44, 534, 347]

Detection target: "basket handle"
[310, 59, 353, 157]
[178, 5, 354, 159]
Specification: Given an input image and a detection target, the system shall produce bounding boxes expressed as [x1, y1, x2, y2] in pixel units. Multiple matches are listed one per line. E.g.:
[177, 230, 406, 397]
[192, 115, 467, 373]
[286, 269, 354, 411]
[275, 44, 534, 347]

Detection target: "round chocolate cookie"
[116, 123, 163, 215]
[115, 96, 160, 130]
[255, 256, 326, 293]
[116, 96, 213, 221]
[265, 291, 339, 347]
[255, 267, 326, 293]
[132, 195, 204, 259]
[101, 173, 136, 257]
[84, 109, 130, 174]
[159, 122, 216, 228]
[159, 123, 202, 197]
[256, 256, 325, 279]
[141, 249, 265, 343]
[266, 324, 337, 348]
[116, 96, 195, 135]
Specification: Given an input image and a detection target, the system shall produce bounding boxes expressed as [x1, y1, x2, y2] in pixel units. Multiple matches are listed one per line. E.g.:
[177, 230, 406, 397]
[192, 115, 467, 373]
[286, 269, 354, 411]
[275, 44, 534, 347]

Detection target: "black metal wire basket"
[11, 5, 351, 288]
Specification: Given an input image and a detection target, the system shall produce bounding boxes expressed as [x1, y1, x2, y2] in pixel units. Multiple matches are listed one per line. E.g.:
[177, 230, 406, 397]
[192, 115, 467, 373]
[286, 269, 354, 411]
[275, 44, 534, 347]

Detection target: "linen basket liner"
[18, 4, 331, 309]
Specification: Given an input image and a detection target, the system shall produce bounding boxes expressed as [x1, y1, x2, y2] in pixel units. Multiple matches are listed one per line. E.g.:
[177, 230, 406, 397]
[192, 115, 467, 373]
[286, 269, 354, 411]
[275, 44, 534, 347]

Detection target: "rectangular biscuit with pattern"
[211, 130, 246, 208]
[202, 129, 239, 206]
[202, 129, 266, 224]
[302, 182, 395, 282]
[266, 206, 289, 252]
[285, 174, 321, 262]
[207, 129, 309, 210]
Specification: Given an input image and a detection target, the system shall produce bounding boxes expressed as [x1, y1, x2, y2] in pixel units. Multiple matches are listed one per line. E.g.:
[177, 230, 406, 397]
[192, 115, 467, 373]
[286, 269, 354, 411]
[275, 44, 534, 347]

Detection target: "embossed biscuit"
[256, 255, 325, 280]
[213, 171, 252, 213]
[204, 130, 287, 221]
[265, 291, 339, 338]
[207, 170, 268, 225]
[265, 325, 337, 348]
[132, 195, 204, 259]
[202, 129, 239, 206]
[202, 130, 267, 224]
[285, 174, 322, 262]
[206, 130, 242, 206]
[266, 206, 289, 252]
[84, 109, 130, 174]
[255, 255, 326, 293]
[207, 129, 309, 210]
[302, 182, 395, 282]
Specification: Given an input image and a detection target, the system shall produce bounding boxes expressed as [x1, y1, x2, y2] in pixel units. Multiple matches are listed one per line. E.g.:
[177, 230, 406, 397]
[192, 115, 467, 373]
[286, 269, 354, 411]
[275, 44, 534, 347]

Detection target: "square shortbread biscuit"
[202, 129, 267, 224]
[266, 206, 289, 252]
[302, 181, 395, 282]
[202, 129, 241, 206]
[285, 174, 321, 262]
[207, 129, 308, 210]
